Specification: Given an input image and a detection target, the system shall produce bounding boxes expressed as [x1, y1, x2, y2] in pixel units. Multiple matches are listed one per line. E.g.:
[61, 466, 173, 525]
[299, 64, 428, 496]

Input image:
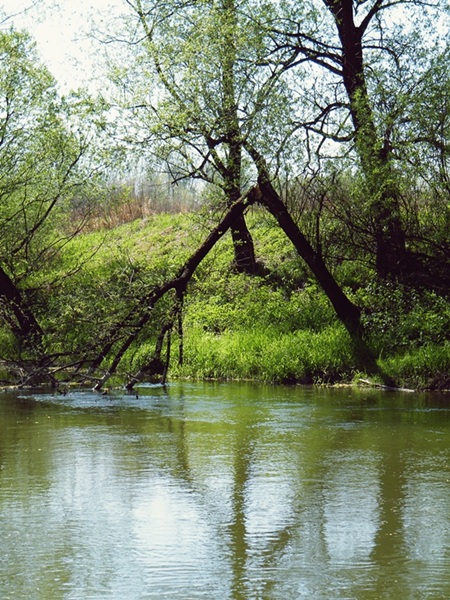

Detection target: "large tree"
[0, 27, 102, 377]
[268, 0, 446, 281]
[109, 0, 304, 274]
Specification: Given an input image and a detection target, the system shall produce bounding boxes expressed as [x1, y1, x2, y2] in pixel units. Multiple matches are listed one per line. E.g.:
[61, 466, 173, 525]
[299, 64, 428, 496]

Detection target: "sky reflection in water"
[0, 383, 449, 599]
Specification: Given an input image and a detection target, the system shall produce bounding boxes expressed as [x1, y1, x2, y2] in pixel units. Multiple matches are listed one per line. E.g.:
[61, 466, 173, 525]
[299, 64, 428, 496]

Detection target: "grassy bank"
[3, 210, 449, 390]
[75, 211, 449, 390]
[173, 268, 450, 390]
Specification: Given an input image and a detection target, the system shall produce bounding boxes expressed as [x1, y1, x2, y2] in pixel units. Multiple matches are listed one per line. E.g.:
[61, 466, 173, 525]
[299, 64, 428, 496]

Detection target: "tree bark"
[323, 0, 409, 279]
[0, 265, 44, 352]
[229, 205, 257, 274]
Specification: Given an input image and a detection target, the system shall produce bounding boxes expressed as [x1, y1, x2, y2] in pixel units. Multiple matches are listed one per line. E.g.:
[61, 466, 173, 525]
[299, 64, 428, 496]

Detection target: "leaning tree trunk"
[89, 189, 260, 389]
[254, 182, 362, 336]
[245, 141, 362, 333]
[88, 182, 384, 389]
[0, 265, 55, 385]
[255, 179, 396, 382]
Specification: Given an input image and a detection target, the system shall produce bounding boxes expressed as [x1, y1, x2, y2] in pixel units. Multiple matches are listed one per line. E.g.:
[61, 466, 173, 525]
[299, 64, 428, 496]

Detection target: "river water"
[0, 382, 449, 599]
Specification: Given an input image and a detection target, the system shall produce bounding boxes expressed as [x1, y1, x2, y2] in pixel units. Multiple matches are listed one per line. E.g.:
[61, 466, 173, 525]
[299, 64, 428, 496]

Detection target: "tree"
[269, 0, 445, 282]
[109, 0, 304, 274]
[0, 27, 103, 380]
[392, 48, 450, 291]
[7, 1, 443, 387]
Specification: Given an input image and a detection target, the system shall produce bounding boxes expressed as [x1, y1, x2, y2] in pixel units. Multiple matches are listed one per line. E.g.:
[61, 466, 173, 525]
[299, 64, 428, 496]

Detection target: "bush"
[380, 342, 450, 390]
[186, 276, 337, 335]
[355, 283, 450, 355]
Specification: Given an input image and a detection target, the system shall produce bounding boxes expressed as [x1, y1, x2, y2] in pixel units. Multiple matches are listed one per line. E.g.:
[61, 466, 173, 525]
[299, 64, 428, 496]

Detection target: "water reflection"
[323, 452, 380, 564]
[0, 383, 449, 599]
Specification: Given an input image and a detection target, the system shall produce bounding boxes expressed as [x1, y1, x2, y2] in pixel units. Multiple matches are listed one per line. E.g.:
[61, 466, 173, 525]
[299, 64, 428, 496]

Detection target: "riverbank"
[1, 211, 449, 390]
[71, 213, 450, 391]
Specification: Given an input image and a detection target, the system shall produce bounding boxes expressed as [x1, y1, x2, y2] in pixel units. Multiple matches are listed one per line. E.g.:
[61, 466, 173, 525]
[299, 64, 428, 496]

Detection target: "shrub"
[355, 283, 450, 354]
[380, 342, 450, 390]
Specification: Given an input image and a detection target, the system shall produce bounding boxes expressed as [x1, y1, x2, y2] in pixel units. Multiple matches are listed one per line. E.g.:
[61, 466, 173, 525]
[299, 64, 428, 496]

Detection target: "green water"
[0, 382, 449, 599]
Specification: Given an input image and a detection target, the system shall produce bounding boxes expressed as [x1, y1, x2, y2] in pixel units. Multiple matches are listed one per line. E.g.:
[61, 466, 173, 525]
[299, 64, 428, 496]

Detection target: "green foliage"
[0, 30, 99, 270]
[174, 324, 354, 384]
[355, 283, 450, 354]
[25, 207, 448, 389]
[380, 342, 450, 391]
[0, 326, 19, 361]
[0, 191, 448, 389]
[186, 274, 336, 335]
[0, 27, 114, 367]
[36, 215, 195, 358]
[2, 1, 450, 393]
[120, 341, 157, 373]
[110, 0, 302, 192]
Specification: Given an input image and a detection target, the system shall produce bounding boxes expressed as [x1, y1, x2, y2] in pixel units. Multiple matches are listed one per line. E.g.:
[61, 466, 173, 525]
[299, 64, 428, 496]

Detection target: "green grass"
[379, 342, 450, 390]
[172, 324, 356, 384]
[2, 209, 449, 390]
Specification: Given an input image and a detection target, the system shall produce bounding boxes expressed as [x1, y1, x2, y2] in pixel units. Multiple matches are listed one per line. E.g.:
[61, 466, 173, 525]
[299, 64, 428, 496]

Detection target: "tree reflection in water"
[0, 383, 449, 599]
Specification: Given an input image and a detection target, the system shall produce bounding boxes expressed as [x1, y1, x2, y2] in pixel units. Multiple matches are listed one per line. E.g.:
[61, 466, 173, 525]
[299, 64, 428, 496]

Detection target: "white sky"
[0, 0, 124, 92]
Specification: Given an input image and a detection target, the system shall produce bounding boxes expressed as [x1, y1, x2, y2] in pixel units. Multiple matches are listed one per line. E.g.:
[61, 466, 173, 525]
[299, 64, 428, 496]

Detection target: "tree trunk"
[229, 203, 256, 274]
[225, 145, 256, 274]
[255, 181, 362, 336]
[324, 0, 409, 279]
[220, 0, 258, 275]
[245, 141, 362, 333]
[255, 179, 394, 381]
[0, 265, 44, 352]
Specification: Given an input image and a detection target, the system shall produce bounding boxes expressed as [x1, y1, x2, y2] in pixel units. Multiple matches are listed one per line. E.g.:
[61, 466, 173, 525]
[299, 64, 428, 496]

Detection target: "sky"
[1, 0, 123, 92]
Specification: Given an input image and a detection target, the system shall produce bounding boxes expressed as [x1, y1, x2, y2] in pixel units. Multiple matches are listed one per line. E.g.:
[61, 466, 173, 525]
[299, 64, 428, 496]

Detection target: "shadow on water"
[0, 382, 449, 599]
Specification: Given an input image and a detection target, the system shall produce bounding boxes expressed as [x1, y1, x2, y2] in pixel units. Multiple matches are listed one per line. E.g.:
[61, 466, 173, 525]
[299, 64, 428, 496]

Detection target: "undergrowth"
[172, 324, 355, 384]
[1, 210, 449, 390]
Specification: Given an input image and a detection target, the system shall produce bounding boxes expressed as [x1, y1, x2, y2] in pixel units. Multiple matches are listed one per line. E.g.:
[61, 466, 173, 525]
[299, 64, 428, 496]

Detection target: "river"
[0, 382, 449, 599]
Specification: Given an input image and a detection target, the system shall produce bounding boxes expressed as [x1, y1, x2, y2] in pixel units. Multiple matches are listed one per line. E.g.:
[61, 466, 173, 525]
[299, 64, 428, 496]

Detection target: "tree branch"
[88, 187, 259, 388]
